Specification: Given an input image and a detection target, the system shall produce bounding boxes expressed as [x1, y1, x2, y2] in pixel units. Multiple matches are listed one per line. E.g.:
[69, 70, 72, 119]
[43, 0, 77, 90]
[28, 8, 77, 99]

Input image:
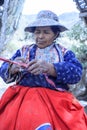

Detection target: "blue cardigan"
[0, 43, 83, 91]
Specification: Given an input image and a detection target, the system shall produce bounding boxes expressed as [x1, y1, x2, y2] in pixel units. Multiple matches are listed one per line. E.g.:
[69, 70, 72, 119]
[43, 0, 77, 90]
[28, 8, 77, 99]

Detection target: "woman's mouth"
[37, 41, 45, 44]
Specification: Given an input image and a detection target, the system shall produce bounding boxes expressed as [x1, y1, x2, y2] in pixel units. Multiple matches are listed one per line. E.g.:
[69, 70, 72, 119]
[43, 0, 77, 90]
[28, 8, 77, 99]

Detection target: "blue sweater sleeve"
[53, 50, 83, 84]
[0, 49, 21, 83]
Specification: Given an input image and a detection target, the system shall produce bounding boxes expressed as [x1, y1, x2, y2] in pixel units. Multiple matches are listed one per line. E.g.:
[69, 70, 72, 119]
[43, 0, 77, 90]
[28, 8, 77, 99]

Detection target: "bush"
[66, 22, 87, 68]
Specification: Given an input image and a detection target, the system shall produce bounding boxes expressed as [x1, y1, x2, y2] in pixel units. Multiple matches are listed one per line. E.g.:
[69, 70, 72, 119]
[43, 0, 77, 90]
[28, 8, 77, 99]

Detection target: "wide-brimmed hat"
[24, 10, 68, 33]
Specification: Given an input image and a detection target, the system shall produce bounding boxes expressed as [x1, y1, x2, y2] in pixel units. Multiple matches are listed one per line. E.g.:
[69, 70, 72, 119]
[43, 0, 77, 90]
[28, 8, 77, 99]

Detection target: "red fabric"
[0, 85, 87, 130]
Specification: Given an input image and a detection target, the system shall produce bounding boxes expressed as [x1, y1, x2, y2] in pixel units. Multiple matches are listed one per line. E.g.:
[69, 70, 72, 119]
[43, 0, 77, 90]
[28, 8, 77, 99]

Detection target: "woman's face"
[34, 26, 56, 48]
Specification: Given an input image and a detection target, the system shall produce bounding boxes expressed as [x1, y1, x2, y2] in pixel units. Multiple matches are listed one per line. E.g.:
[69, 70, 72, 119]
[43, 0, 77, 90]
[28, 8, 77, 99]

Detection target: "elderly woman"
[0, 10, 87, 130]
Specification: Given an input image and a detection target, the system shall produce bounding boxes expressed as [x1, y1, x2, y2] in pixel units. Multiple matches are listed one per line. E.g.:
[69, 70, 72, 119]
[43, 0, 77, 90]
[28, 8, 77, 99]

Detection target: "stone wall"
[69, 68, 87, 113]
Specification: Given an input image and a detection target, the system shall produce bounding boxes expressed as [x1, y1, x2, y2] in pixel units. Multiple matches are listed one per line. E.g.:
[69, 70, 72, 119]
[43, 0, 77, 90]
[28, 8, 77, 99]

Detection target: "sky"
[22, 0, 79, 15]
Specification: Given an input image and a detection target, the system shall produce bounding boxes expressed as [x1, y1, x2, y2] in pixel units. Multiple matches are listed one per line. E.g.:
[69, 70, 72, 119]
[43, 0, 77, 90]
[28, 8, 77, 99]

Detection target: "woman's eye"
[34, 31, 40, 34]
[34, 30, 51, 34]
[45, 32, 50, 34]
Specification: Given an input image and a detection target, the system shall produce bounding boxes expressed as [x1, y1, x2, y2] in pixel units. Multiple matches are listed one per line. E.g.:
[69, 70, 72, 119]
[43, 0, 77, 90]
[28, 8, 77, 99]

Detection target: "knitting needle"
[0, 57, 27, 68]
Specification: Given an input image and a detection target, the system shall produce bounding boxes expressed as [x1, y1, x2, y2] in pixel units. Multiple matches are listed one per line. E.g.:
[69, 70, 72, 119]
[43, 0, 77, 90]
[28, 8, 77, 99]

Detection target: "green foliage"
[67, 22, 87, 41]
[66, 22, 87, 68]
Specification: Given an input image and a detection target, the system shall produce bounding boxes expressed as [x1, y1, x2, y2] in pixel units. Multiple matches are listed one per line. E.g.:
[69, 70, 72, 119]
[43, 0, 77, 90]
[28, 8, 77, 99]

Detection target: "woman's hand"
[27, 59, 57, 77]
[9, 57, 26, 74]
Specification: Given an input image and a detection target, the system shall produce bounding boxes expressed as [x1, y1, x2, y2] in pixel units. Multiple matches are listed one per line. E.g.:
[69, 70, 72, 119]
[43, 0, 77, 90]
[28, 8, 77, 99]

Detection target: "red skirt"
[0, 85, 87, 130]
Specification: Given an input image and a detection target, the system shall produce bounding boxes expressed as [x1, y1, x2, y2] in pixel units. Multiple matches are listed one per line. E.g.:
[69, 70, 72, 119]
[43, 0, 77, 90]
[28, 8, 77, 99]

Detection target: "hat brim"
[24, 18, 68, 33]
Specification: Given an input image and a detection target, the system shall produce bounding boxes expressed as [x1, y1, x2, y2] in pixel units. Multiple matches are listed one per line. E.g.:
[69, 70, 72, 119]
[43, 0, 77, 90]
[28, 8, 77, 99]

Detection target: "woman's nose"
[39, 33, 44, 38]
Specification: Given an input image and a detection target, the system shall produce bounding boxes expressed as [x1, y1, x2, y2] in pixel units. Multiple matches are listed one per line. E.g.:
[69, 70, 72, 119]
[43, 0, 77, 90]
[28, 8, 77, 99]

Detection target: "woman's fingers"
[10, 64, 20, 74]
[30, 67, 41, 75]
[26, 60, 37, 73]
[27, 59, 37, 66]
[14, 57, 26, 63]
[26, 60, 48, 75]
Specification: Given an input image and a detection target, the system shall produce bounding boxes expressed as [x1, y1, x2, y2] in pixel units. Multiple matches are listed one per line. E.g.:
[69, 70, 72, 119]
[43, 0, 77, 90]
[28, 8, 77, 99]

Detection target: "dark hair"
[51, 26, 60, 38]
[51, 26, 60, 33]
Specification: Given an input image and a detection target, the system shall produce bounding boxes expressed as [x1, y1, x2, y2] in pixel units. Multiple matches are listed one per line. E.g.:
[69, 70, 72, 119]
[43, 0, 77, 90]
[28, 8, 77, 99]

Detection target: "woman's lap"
[0, 85, 87, 130]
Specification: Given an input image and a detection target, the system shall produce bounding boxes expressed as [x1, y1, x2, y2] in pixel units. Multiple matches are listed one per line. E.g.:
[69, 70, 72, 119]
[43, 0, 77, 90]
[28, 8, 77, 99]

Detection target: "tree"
[0, 0, 25, 53]
[66, 21, 87, 67]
